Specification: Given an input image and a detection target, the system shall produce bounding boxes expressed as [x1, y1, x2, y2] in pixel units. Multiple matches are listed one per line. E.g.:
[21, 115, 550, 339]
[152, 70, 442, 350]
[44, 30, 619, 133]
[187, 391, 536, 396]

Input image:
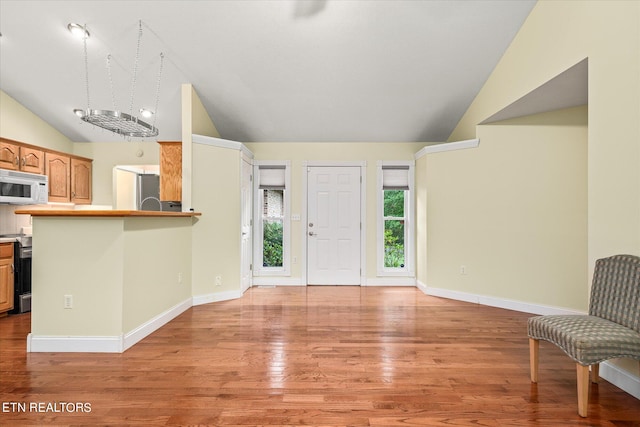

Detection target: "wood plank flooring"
[1, 286, 638, 426]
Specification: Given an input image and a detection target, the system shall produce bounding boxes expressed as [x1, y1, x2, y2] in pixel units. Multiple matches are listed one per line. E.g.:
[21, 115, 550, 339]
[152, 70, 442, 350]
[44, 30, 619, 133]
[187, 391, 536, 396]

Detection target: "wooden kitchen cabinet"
[46, 152, 71, 203]
[0, 139, 44, 174]
[0, 243, 14, 316]
[158, 141, 182, 202]
[2, 138, 93, 204]
[19, 146, 45, 174]
[45, 153, 93, 204]
[0, 140, 19, 170]
[71, 157, 92, 204]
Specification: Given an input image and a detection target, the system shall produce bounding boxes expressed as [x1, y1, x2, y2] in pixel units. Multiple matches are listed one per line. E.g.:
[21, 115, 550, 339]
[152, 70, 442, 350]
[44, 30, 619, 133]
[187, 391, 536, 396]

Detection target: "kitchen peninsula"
[15, 209, 200, 353]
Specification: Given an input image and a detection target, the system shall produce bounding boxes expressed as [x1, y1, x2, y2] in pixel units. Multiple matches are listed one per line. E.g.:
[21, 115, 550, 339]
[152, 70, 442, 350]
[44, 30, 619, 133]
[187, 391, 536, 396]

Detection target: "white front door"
[240, 156, 253, 292]
[307, 166, 361, 285]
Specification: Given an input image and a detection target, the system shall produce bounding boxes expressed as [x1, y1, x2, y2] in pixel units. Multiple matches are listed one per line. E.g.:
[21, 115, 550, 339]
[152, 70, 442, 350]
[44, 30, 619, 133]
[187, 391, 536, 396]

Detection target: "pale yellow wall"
[122, 217, 193, 332]
[244, 142, 426, 280]
[73, 141, 160, 206]
[449, 0, 640, 266]
[0, 90, 73, 152]
[31, 218, 124, 336]
[181, 84, 221, 211]
[425, 106, 588, 310]
[445, 0, 639, 381]
[31, 216, 193, 338]
[191, 142, 242, 296]
[415, 154, 428, 287]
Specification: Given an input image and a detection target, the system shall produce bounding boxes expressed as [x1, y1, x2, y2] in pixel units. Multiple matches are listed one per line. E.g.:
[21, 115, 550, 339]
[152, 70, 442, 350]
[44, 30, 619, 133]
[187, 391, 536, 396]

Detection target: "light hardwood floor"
[1, 286, 638, 426]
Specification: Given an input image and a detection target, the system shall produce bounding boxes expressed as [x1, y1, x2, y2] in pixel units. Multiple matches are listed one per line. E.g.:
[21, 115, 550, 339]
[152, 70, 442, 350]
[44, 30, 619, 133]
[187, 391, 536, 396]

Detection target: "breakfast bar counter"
[16, 209, 201, 217]
[14, 209, 200, 353]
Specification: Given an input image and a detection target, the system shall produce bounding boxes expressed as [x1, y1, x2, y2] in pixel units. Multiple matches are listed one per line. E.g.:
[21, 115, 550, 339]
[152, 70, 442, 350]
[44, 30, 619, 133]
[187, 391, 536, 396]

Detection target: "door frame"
[302, 161, 367, 286]
[240, 152, 253, 293]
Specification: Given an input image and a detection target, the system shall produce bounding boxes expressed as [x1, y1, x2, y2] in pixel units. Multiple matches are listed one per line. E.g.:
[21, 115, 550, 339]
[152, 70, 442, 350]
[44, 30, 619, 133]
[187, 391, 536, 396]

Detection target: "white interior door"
[240, 156, 252, 292]
[307, 166, 361, 285]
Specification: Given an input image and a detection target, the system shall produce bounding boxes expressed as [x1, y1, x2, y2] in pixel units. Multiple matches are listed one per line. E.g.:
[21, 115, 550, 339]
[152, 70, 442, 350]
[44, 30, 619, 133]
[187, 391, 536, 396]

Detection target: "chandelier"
[72, 21, 164, 138]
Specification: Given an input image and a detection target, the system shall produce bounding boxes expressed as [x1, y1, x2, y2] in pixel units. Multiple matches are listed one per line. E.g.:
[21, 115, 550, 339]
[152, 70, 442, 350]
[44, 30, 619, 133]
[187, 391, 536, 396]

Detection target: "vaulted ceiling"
[0, 0, 537, 143]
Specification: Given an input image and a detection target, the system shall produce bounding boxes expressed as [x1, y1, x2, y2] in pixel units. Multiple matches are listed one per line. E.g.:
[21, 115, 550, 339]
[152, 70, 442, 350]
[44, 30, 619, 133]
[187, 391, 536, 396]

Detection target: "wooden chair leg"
[591, 363, 599, 383]
[529, 338, 539, 383]
[576, 363, 590, 417]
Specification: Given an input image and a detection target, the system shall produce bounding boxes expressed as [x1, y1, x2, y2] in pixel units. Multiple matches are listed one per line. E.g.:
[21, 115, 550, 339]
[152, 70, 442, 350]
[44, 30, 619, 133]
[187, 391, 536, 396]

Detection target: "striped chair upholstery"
[527, 254, 640, 417]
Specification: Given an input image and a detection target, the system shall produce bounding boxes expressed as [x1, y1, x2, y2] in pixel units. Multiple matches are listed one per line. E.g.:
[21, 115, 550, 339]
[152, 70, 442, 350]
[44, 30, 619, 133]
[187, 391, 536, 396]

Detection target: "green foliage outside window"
[263, 220, 283, 267]
[384, 190, 405, 268]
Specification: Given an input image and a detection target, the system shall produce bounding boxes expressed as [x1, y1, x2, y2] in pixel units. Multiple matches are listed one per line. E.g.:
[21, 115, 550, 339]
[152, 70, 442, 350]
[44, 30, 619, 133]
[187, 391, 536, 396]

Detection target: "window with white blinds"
[258, 166, 286, 190]
[254, 162, 290, 277]
[382, 165, 410, 190]
[378, 162, 414, 277]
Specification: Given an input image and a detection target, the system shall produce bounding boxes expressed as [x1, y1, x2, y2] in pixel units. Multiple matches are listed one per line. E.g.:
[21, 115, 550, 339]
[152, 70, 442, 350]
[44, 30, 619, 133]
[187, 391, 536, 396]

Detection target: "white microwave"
[0, 169, 48, 205]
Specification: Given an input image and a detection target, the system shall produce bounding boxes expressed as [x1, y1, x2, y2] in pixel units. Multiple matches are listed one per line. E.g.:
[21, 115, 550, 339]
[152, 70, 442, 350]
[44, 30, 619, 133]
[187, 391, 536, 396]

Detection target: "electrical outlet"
[460, 265, 468, 275]
[178, 272, 183, 284]
[64, 294, 73, 309]
[215, 275, 222, 286]
[293, 256, 298, 264]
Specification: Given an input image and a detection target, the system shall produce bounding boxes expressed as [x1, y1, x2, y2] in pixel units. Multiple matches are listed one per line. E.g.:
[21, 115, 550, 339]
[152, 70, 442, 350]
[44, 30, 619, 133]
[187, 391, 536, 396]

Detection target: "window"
[378, 162, 414, 276]
[254, 162, 290, 275]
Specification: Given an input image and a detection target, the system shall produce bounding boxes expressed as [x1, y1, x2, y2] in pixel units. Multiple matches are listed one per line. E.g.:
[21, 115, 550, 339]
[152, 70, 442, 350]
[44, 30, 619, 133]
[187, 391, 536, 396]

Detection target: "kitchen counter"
[15, 209, 201, 217]
[23, 212, 197, 353]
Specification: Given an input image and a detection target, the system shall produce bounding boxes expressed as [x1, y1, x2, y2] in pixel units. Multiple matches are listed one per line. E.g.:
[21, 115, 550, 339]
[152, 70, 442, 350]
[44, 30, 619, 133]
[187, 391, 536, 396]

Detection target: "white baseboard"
[419, 281, 584, 315]
[252, 277, 417, 287]
[192, 289, 243, 306]
[27, 333, 124, 353]
[600, 361, 640, 400]
[251, 277, 305, 287]
[416, 280, 639, 401]
[364, 277, 417, 286]
[27, 298, 193, 353]
[122, 298, 192, 351]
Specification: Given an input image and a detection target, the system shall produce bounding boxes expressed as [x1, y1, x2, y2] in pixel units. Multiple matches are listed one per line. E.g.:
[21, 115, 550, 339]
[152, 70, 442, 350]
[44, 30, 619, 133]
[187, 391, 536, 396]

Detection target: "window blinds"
[382, 166, 409, 190]
[259, 166, 286, 190]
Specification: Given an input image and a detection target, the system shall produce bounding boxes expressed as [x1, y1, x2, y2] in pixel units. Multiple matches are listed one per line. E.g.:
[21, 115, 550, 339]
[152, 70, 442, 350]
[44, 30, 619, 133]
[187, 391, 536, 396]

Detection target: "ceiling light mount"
[67, 23, 90, 39]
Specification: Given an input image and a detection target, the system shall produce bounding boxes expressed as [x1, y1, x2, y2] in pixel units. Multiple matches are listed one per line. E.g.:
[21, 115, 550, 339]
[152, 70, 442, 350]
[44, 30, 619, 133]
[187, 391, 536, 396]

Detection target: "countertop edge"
[14, 209, 202, 218]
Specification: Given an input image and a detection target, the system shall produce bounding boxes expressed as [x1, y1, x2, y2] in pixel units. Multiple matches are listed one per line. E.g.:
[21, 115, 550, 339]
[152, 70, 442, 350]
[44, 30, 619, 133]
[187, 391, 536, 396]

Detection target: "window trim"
[377, 161, 415, 277]
[253, 160, 291, 276]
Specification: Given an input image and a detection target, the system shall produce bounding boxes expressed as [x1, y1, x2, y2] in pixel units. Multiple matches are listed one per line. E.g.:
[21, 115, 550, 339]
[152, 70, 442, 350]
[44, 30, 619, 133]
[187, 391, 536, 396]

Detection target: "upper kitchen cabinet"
[71, 158, 92, 204]
[158, 141, 182, 202]
[0, 140, 19, 170]
[46, 153, 93, 204]
[0, 139, 45, 174]
[1, 138, 93, 204]
[46, 153, 71, 202]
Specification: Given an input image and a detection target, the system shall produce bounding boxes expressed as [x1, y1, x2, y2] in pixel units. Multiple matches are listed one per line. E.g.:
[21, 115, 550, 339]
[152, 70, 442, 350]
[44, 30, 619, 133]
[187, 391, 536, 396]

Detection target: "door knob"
[309, 231, 316, 236]
[309, 223, 314, 227]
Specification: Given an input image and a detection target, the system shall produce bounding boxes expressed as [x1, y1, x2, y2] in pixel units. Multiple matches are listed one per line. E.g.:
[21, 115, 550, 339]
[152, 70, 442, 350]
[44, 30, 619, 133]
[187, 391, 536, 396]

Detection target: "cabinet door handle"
[15, 156, 19, 166]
